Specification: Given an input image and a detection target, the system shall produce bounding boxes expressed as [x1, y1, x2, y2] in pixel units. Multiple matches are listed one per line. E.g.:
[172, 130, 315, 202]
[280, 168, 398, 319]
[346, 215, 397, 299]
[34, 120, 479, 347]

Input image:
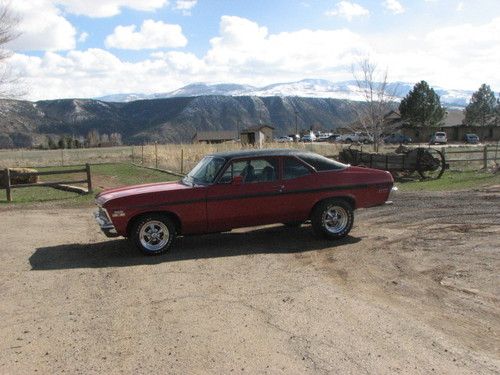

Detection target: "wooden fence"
[442, 145, 499, 169]
[2, 164, 92, 202]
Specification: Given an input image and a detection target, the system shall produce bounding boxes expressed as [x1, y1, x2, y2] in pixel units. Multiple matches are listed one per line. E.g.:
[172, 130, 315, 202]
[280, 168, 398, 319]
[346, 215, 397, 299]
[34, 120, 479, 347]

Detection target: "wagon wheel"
[417, 148, 446, 180]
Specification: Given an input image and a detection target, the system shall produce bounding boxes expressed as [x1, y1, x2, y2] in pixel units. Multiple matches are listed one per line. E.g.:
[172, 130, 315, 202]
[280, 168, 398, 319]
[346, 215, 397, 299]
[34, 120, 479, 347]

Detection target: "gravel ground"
[0, 187, 499, 374]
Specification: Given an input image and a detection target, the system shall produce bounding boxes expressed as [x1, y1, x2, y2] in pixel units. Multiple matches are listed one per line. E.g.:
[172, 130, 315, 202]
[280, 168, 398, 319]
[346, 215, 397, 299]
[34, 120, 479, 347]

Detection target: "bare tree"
[0, 3, 20, 97]
[350, 59, 398, 152]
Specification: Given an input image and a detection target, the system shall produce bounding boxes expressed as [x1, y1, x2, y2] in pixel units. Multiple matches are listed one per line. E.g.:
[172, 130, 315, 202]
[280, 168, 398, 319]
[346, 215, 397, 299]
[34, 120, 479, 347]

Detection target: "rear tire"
[311, 199, 354, 239]
[131, 214, 176, 255]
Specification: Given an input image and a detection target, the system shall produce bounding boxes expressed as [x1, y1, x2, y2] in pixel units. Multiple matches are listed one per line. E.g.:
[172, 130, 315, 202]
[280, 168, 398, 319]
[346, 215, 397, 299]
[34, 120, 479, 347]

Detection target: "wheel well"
[126, 211, 182, 237]
[309, 196, 356, 218]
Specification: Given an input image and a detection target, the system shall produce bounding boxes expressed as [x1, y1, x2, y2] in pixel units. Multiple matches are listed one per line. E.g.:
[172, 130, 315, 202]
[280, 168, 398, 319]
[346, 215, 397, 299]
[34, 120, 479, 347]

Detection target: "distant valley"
[0, 95, 357, 147]
[0, 78, 472, 148]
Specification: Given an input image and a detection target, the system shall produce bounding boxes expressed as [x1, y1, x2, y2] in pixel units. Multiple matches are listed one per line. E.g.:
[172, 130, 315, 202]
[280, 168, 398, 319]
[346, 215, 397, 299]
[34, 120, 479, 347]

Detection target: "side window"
[283, 157, 311, 180]
[219, 158, 278, 183]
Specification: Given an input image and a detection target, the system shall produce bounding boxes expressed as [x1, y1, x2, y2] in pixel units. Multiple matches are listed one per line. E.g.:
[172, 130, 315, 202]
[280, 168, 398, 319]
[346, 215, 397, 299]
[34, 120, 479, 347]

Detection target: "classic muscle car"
[95, 149, 394, 254]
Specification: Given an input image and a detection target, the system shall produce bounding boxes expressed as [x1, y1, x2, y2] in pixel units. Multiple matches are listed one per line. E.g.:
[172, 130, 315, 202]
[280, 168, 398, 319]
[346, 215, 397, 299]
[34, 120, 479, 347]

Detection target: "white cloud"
[174, 0, 197, 12]
[7, 16, 500, 100]
[325, 1, 370, 21]
[104, 20, 188, 49]
[382, 0, 405, 14]
[78, 32, 89, 43]
[7, 0, 76, 51]
[8, 16, 370, 99]
[375, 17, 500, 89]
[205, 16, 369, 78]
[54, 0, 169, 18]
[456, 2, 464, 12]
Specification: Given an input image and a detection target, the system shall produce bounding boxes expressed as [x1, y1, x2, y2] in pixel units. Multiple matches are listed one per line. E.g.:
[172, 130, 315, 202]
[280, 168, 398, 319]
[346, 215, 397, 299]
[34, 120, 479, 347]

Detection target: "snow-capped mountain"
[97, 79, 473, 108]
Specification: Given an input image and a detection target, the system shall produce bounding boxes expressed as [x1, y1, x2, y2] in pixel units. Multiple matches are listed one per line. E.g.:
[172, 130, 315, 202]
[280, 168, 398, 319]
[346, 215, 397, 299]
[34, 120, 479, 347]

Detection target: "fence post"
[180, 148, 184, 174]
[131, 146, 135, 163]
[5, 168, 12, 202]
[61, 148, 64, 166]
[483, 146, 488, 169]
[86, 163, 93, 193]
[141, 144, 144, 164]
[155, 142, 158, 169]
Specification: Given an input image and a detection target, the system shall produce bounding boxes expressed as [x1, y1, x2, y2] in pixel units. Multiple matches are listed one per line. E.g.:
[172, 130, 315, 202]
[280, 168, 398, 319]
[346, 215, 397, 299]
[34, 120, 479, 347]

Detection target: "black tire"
[131, 214, 176, 255]
[283, 221, 303, 228]
[311, 199, 354, 239]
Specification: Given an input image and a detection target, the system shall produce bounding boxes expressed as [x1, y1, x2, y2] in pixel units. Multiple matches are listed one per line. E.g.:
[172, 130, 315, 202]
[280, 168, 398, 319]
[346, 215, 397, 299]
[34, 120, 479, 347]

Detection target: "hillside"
[0, 96, 356, 147]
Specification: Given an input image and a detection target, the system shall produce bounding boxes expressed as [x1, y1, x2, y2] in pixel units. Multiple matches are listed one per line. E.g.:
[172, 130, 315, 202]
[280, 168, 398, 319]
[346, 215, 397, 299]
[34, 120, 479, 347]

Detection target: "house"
[192, 131, 239, 144]
[240, 125, 274, 147]
[399, 110, 500, 142]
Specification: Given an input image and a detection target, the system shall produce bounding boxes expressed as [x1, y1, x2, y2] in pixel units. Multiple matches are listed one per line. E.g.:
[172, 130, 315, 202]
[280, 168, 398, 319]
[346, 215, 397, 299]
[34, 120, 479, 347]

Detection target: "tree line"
[43, 130, 123, 150]
[399, 81, 500, 128]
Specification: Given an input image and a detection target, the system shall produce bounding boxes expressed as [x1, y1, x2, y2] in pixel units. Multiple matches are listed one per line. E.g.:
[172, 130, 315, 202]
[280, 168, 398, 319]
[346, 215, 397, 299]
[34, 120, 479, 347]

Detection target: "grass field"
[1, 160, 498, 206]
[0, 163, 178, 205]
[1, 142, 498, 174]
[396, 170, 500, 191]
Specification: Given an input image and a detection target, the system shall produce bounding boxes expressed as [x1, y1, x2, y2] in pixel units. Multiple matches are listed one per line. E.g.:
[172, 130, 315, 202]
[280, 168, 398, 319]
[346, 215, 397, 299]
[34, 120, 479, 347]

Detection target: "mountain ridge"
[97, 79, 473, 108]
[0, 95, 359, 147]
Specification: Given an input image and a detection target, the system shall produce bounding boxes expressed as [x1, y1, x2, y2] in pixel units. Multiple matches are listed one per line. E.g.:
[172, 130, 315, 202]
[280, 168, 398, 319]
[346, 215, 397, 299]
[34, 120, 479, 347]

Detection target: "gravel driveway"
[1, 188, 499, 374]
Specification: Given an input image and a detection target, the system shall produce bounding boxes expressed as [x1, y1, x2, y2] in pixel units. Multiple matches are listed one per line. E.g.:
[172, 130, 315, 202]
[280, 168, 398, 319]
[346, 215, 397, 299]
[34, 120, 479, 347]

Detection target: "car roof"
[207, 148, 316, 160]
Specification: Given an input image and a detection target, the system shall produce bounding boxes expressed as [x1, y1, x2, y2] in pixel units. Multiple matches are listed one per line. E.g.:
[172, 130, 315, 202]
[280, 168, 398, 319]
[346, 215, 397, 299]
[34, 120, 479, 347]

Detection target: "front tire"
[311, 200, 354, 239]
[131, 214, 176, 255]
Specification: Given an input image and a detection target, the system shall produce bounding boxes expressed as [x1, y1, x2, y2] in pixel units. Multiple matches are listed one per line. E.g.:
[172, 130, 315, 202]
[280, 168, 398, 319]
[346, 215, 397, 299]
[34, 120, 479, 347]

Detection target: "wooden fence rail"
[2, 163, 92, 202]
[444, 145, 499, 169]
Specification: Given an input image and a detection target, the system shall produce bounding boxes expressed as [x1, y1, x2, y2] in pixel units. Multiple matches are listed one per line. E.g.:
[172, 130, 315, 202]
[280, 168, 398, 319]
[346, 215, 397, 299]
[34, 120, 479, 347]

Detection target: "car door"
[206, 157, 287, 231]
[277, 156, 318, 222]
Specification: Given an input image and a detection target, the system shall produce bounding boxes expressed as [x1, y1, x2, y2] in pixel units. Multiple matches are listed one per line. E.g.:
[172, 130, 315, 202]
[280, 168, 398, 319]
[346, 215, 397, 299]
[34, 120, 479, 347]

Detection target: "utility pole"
[294, 110, 299, 142]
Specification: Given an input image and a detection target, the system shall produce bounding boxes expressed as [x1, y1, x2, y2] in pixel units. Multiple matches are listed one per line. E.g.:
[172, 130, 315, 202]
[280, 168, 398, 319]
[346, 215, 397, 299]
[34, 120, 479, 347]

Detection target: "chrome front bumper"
[94, 207, 119, 238]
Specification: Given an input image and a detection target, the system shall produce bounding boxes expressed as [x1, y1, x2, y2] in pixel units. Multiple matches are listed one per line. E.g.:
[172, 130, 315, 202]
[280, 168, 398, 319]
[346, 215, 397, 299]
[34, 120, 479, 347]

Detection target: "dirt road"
[1, 188, 499, 374]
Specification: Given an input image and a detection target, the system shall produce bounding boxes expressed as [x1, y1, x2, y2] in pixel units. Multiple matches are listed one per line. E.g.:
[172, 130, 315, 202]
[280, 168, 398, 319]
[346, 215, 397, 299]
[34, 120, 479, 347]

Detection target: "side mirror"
[232, 175, 243, 185]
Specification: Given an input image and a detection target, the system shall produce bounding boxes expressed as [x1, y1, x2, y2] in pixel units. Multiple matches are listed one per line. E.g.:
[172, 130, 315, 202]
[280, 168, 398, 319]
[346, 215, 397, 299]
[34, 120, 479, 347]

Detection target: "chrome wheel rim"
[139, 220, 169, 252]
[322, 206, 349, 234]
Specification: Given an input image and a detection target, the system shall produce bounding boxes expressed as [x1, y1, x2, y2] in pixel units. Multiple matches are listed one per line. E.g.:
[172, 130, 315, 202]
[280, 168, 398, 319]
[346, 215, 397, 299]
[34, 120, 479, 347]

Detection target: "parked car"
[275, 136, 294, 143]
[429, 132, 447, 145]
[337, 132, 373, 144]
[316, 134, 332, 142]
[464, 133, 479, 144]
[95, 149, 394, 254]
[327, 134, 341, 143]
[300, 133, 317, 142]
[383, 133, 412, 144]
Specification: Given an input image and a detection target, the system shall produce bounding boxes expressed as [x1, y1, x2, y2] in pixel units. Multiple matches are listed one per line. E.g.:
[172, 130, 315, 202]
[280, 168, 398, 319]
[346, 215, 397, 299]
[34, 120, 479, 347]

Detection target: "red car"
[95, 149, 394, 254]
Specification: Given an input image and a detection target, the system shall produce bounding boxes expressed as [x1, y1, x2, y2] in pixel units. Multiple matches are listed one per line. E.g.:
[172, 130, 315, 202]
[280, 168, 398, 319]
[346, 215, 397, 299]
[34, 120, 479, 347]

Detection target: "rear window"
[299, 154, 346, 171]
[436, 132, 446, 136]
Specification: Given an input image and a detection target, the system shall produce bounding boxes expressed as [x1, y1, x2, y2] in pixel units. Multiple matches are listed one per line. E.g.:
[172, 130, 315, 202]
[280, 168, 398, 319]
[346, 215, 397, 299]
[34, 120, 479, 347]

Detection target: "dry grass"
[0, 146, 135, 168]
[1, 142, 497, 174]
[138, 142, 347, 173]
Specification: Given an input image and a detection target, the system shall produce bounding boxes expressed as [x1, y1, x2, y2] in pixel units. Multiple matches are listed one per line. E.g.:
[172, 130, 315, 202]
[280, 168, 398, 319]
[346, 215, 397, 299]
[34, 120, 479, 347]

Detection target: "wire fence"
[0, 142, 498, 175]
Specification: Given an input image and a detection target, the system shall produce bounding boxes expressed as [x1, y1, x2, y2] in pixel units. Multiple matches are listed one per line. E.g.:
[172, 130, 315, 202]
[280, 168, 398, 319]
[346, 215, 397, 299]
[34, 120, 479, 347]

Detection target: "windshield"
[183, 156, 226, 185]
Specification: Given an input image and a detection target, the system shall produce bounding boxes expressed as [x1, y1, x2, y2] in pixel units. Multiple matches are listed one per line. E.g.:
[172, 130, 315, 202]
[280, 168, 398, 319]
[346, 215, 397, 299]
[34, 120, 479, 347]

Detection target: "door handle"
[276, 185, 285, 193]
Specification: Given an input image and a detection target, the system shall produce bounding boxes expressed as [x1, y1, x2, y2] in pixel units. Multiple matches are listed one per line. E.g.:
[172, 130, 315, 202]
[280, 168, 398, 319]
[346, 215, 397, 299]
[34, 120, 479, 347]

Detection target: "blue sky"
[5, 0, 500, 100]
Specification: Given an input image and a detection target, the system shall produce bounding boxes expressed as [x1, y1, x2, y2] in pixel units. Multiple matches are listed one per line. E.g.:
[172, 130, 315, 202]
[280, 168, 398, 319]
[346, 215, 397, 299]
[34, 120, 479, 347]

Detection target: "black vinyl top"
[209, 148, 312, 160]
[208, 148, 347, 171]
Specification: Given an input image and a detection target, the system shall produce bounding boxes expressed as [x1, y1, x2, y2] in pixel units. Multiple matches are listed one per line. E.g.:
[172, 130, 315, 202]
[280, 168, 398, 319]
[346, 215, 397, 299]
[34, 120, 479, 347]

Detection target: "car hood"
[96, 180, 189, 206]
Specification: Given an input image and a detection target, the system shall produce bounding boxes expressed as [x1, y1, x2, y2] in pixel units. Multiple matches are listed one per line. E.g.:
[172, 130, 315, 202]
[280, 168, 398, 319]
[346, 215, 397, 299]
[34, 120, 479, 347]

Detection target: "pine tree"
[464, 84, 497, 126]
[399, 81, 445, 127]
[47, 137, 57, 149]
